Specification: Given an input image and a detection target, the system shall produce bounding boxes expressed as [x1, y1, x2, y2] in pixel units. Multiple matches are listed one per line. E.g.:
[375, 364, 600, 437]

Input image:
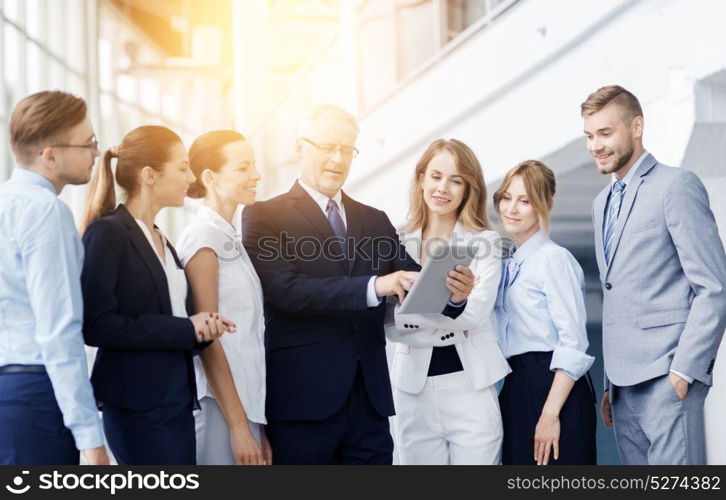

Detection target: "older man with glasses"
[242, 104, 475, 464]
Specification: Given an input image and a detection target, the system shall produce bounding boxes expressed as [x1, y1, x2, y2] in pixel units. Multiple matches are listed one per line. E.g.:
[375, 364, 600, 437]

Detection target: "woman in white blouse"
[493, 160, 597, 465]
[176, 130, 269, 465]
[386, 139, 511, 465]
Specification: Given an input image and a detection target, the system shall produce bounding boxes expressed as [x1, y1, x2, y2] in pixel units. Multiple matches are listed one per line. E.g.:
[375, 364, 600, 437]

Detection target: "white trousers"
[194, 396, 262, 465]
[393, 371, 503, 465]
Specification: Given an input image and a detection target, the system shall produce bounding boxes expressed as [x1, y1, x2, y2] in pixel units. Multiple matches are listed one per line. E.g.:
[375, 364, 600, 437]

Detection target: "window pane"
[3, 25, 22, 90]
[68, 74, 86, 97]
[46, 0, 65, 59]
[25, 0, 45, 44]
[48, 59, 65, 90]
[3, 0, 23, 26]
[66, 0, 87, 72]
[396, 0, 435, 78]
[26, 42, 44, 94]
[446, 0, 487, 41]
[139, 77, 160, 115]
[359, 4, 397, 110]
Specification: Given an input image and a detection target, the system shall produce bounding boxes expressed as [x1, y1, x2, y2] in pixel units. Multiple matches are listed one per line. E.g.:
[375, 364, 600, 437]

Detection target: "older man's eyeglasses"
[301, 137, 359, 158]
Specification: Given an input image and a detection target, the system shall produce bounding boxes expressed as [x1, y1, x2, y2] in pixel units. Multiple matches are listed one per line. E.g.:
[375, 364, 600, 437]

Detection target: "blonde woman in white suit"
[386, 139, 511, 465]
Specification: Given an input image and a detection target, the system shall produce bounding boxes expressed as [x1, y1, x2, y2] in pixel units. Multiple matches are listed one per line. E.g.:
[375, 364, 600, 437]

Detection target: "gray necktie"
[604, 179, 626, 264]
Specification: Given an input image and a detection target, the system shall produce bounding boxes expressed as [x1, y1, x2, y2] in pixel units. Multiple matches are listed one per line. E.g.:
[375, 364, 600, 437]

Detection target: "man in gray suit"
[583, 85, 726, 465]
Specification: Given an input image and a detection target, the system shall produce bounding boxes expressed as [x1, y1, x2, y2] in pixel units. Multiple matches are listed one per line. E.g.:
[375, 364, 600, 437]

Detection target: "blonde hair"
[9, 91, 87, 165]
[493, 160, 556, 233]
[580, 85, 643, 124]
[407, 138, 489, 233]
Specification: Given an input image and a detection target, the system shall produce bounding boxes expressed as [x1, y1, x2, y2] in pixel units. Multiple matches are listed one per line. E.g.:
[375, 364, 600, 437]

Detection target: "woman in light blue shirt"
[494, 160, 596, 465]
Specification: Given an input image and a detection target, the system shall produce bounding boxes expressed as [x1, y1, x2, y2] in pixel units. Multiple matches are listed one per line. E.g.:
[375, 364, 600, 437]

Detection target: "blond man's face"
[583, 102, 642, 175]
[55, 117, 99, 186]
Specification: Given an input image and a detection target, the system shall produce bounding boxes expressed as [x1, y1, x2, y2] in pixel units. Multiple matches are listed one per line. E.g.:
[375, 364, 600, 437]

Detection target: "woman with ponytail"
[80, 126, 236, 465]
[176, 130, 269, 465]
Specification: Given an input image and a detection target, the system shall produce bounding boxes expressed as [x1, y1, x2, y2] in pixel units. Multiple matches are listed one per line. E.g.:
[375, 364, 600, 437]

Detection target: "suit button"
[450, 332, 455, 337]
[404, 324, 410, 328]
[441, 336, 446, 341]
[605, 282, 612, 290]
[415, 325, 420, 328]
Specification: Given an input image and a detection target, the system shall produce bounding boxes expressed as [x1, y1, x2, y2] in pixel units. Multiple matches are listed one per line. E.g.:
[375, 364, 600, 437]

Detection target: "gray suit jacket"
[592, 153, 726, 389]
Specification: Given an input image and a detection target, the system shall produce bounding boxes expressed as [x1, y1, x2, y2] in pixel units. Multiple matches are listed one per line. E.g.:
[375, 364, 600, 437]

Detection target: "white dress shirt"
[177, 205, 266, 425]
[134, 220, 188, 319]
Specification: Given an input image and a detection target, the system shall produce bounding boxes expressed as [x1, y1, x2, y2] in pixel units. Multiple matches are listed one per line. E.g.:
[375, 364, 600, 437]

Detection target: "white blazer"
[386, 223, 511, 394]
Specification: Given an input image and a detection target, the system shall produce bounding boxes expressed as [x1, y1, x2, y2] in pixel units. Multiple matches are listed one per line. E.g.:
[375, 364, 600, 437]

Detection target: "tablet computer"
[398, 244, 476, 315]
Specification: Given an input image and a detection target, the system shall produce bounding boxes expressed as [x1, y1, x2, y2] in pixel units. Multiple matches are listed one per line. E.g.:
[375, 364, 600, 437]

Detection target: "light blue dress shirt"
[0, 167, 104, 450]
[495, 230, 594, 380]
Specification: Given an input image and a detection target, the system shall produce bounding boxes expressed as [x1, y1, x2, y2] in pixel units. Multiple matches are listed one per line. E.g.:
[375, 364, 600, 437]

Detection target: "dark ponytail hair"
[187, 130, 248, 199]
[81, 125, 183, 234]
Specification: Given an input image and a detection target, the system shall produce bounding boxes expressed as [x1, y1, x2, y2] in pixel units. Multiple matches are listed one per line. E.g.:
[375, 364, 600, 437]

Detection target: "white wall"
[704, 177, 726, 465]
[345, 0, 726, 224]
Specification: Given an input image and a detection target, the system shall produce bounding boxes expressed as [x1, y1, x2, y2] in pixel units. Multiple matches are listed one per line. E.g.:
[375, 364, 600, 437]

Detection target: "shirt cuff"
[670, 369, 694, 384]
[550, 344, 595, 381]
[367, 276, 382, 307]
[447, 299, 467, 308]
[70, 419, 105, 451]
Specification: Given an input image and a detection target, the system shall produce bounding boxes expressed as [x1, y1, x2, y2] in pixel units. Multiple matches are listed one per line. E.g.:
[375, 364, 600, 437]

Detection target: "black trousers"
[266, 364, 393, 465]
[103, 396, 196, 465]
[499, 351, 597, 465]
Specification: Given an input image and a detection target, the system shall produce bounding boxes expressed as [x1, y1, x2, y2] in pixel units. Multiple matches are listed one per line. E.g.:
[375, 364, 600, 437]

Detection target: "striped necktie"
[326, 199, 347, 256]
[604, 179, 626, 264]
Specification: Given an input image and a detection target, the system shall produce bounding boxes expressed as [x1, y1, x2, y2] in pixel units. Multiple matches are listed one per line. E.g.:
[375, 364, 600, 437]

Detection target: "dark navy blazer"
[81, 204, 206, 412]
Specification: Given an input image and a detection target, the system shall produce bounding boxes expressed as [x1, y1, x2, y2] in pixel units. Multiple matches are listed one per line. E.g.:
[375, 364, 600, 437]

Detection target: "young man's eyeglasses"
[301, 138, 359, 158]
[39, 139, 99, 155]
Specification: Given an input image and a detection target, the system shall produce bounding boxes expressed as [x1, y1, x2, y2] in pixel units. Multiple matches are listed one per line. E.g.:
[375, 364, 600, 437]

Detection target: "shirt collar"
[196, 204, 237, 239]
[611, 150, 648, 188]
[10, 167, 57, 194]
[298, 178, 343, 212]
[511, 229, 549, 264]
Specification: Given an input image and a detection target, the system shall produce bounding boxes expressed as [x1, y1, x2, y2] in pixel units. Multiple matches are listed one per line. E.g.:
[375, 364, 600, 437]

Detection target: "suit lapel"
[166, 240, 194, 315]
[605, 154, 658, 276]
[289, 181, 337, 241]
[288, 181, 347, 272]
[342, 192, 362, 275]
[115, 204, 173, 315]
[593, 187, 609, 277]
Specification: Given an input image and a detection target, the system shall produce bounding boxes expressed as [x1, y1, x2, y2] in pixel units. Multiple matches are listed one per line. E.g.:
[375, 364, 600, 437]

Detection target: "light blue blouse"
[495, 230, 595, 380]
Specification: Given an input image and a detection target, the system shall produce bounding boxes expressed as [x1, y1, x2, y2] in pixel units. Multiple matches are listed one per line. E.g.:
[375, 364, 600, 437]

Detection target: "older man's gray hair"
[297, 104, 360, 139]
